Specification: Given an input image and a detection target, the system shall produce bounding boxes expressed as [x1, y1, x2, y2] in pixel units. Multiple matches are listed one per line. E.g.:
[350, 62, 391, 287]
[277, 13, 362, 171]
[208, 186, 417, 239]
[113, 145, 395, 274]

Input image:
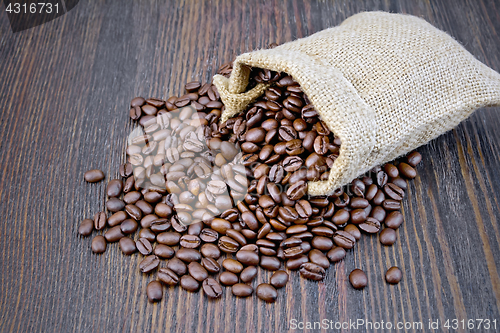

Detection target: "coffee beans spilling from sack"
[79, 62, 420, 302]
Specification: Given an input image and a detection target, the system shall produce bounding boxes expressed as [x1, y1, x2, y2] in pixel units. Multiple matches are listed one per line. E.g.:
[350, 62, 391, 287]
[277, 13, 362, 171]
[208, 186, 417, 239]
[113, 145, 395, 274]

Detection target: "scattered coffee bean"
[180, 275, 200, 292]
[78, 219, 94, 236]
[349, 269, 368, 289]
[256, 283, 278, 302]
[380, 228, 397, 246]
[119, 237, 136, 255]
[231, 283, 253, 297]
[91, 235, 107, 254]
[299, 262, 326, 281]
[385, 266, 403, 284]
[146, 281, 163, 302]
[84, 169, 105, 183]
[202, 278, 223, 298]
[270, 270, 289, 288]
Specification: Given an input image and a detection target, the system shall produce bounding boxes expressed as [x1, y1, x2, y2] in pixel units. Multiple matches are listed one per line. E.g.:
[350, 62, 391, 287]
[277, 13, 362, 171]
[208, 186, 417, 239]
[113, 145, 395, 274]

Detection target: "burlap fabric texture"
[213, 11, 500, 196]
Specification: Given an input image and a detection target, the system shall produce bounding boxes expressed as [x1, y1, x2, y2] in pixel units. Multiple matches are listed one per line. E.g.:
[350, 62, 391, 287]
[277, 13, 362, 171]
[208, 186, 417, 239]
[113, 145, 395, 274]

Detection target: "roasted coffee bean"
[406, 151, 422, 167]
[108, 211, 128, 227]
[200, 228, 219, 242]
[218, 236, 239, 253]
[210, 218, 232, 234]
[384, 183, 404, 201]
[188, 261, 208, 281]
[104, 226, 124, 243]
[333, 209, 350, 225]
[349, 269, 368, 289]
[260, 256, 281, 271]
[106, 197, 126, 212]
[370, 206, 386, 222]
[256, 283, 278, 302]
[299, 262, 326, 281]
[382, 199, 401, 211]
[146, 281, 163, 302]
[202, 278, 223, 298]
[222, 258, 244, 274]
[350, 209, 367, 224]
[398, 162, 416, 179]
[125, 204, 142, 220]
[84, 169, 105, 183]
[286, 254, 309, 270]
[333, 230, 356, 249]
[176, 248, 201, 262]
[200, 243, 221, 259]
[91, 235, 107, 254]
[180, 235, 201, 248]
[139, 255, 159, 273]
[311, 226, 335, 238]
[311, 236, 333, 251]
[384, 164, 399, 178]
[158, 267, 179, 286]
[201, 257, 221, 274]
[93, 212, 107, 230]
[240, 266, 258, 283]
[119, 237, 136, 255]
[344, 224, 361, 241]
[236, 250, 260, 266]
[219, 271, 239, 286]
[136, 238, 153, 255]
[180, 275, 200, 292]
[107, 179, 123, 197]
[157, 232, 181, 245]
[231, 283, 253, 297]
[308, 249, 330, 269]
[270, 270, 289, 288]
[358, 217, 381, 234]
[385, 211, 403, 229]
[78, 219, 94, 236]
[327, 247, 346, 263]
[138, 228, 156, 242]
[385, 266, 403, 284]
[380, 228, 397, 245]
[154, 244, 175, 259]
[167, 257, 187, 276]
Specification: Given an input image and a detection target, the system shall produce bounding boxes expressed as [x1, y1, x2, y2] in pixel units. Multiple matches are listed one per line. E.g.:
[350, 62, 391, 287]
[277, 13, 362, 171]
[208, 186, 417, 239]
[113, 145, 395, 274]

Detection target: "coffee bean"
[398, 162, 416, 179]
[157, 232, 181, 246]
[104, 225, 124, 243]
[384, 183, 404, 201]
[200, 228, 219, 243]
[180, 275, 200, 292]
[231, 283, 253, 297]
[167, 257, 187, 276]
[107, 179, 123, 197]
[333, 230, 356, 249]
[180, 235, 201, 249]
[222, 258, 244, 274]
[93, 212, 107, 230]
[269, 270, 288, 288]
[176, 248, 201, 262]
[260, 256, 281, 271]
[200, 243, 221, 259]
[119, 237, 136, 255]
[308, 249, 330, 269]
[311, 236, 333, 251]
[219, 271, 239, 286]
[218, 236, 240, 253]
[327, 247, 346, 263]
[236, 250, 260, 266]
[256, 283, 278, 302]
[299, 262, 326, 281]
[286, 254, 309, 270]
[188, 261, 208, 281]
[202, 278, 223, 298]
[84, 169, 105, 183]
[344, 224, 361, 241]
[240, 266, 258, 283]
[78, 219, 94, 236]
[201, 257, 220, 274]
[154, 244, 175, 259]
[146, 281, 163, 302]
[119, 219, 138, 235]
[406, 151, 422, 167]
[380, 228, 397, 245]
[91, 235, 107, 254]
[385, 211, 403, 229]
[382, 199, 401, 211]
[140, 255, 159, 273]
[106, 198, 125, 212]
[385, 266, 402, 284]
[348, 269, 368, 290]
[358, 217, 381, 234]
[108, 211, 128, 227]
[136, 238, 153, 255]
[158, 267, 179, 286]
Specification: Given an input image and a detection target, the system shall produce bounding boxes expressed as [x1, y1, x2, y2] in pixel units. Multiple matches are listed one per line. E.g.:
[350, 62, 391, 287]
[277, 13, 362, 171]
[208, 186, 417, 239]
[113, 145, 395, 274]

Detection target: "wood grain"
[1, 0, 500, 332]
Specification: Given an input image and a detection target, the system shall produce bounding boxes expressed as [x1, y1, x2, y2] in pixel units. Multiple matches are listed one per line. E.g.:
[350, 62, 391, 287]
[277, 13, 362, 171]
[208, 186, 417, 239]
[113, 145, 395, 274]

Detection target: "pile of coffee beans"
[79, 62, 421, 302]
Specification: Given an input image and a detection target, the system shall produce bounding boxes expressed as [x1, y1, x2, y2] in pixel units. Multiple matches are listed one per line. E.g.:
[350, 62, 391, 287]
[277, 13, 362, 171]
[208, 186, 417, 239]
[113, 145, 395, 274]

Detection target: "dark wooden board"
[1, 0, 500, 332]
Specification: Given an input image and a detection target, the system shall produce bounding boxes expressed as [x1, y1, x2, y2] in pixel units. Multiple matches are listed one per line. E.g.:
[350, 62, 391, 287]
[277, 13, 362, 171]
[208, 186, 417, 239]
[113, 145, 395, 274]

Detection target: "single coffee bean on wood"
[91, 235, 107, 254]
[349, 269, 368, 289]
[78, 219, 94, 236]
[146, 281, 163, 302]
[385, 266, 403, 284]
[202, 278, 223, 299]
[84, 169, 105, 183]
[256, 283, 278, 302]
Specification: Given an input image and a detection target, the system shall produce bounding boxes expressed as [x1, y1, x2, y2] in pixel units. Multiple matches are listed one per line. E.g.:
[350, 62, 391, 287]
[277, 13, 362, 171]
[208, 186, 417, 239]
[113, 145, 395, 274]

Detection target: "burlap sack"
[213, 11, 500, 196]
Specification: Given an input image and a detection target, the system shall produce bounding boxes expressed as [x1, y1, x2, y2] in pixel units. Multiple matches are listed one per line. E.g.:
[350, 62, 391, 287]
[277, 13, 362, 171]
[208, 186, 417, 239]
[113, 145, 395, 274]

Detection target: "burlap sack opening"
[213, 11, 500, 196]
